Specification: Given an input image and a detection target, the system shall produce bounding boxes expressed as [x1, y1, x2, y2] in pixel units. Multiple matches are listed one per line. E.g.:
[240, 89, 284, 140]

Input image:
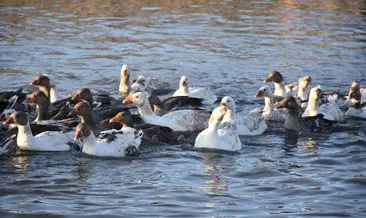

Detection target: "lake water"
[0, 0, 365, 217]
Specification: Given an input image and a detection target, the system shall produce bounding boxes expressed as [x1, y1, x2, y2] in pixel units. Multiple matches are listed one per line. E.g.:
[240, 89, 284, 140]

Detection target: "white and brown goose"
[3, 111, 74, 151]
[123, 91, 210, 132]
[74, 122, 142, 157]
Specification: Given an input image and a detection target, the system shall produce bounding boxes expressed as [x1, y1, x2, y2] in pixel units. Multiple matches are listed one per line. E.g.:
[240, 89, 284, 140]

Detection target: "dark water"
[1, 0, 366, 217]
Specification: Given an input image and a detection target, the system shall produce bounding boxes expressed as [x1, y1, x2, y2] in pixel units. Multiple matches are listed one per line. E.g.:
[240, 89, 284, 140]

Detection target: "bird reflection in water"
[199, 153, 229, 195]
[11, 155, 30, 171]
[303, 138, 318, 150]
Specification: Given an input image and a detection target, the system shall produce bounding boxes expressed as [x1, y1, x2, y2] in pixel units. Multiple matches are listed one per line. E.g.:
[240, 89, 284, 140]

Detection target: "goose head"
[298, 75, 312, 89]
[3, 111, 28, 126]
[309, 86, 322, 102]
[120, 64, 130, 82]
[277, 96, 300, 111]
[179, 75, 190, 93]
[131, 75, 148, 92]
[70, 101, 93, 119]
[265, 70, 284, 83]
[122, 92, 147, 107]
[72, 88, 94, 105]
[31, 75, 51, 90]
[220, 96, 236, 112]
[348, 81, 361, 101]
[109, 110, 134, 127]
[119, 64, 131, 96]
[24, 91, 48, 107]
[74, 122, 92, 141]
[255, 86, 273, 98]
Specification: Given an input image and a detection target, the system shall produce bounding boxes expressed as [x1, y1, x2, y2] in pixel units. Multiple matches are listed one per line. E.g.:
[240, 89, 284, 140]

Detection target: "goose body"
[123, 92, 210, 132]
[75, 123, 142, 157]
[195, 103, 241, 151]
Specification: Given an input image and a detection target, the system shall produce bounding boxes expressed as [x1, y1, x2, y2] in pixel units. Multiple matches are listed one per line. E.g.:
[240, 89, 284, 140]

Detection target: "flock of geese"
[0, 65, 365, 156]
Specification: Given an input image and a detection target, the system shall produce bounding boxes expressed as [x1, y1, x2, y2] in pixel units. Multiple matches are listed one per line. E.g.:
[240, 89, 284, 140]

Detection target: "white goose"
[119, 64, 131, 97]
[220, 96, 267, 135]
[74, 122, 143, 157]
[131, 75, 149, 93]
[194, 103, 241, 151]
[123, 91, 210, 132]
[303, 87, 344, 121]
[173, 75, 217, 104]
[255, 86, 286, 121]
[3, 111, 74, 151]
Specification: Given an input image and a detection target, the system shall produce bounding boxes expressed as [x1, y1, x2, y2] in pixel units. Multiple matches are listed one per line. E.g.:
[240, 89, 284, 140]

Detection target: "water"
[0, 0, 366, 217]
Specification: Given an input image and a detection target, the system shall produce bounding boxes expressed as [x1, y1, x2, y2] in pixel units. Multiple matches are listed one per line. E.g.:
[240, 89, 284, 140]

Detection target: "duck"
[302, 86, 344, 121]
[220, 96, 267, 135]
[74, 122, 142, 157]
[173, 75, 217, 104]
[119, 64, 131, 97]
[3, 111, 75, 151]
[148, 93, 204, 116]
[278, 96, 339, 132]
[30, 75, 57, 103]
[194, 102, 241, 151]
[123, 91, 210, 132]
[255, 86, 286, 121]
[109, 110, 181, 145]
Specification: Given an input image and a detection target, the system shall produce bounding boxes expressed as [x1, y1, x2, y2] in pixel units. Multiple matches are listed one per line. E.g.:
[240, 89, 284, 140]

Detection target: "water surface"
[0, 0, 365, 217]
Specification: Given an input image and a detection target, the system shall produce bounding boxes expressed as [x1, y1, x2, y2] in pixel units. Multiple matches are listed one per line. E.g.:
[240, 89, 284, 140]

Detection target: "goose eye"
[136, 95, 139, 99]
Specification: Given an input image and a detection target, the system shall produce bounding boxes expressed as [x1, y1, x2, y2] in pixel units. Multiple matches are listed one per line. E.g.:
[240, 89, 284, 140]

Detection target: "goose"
[3, 111, 75, 151]
[344, 83, 366, 118]
[296, 75, 312, 108]
[194, 102, 241, 151]
[303, 87, 344, 121]
[69, 101, 119, 134]
[264, 70, 288, 101]
[30, 75, 57, 103]
[74, 122, 142, 157]
[119, 64, 131, 97]
[343, 81, 365, 108]
[173, 75, 217, 104]
[255, 86, 286, 121]
[131, 75, 149, 93]
[109, 110, 181, 145]
[220, 96, 267, 135]
[278, 96, 339, 132]
[71, 88, 130, 122]
[123, 91, 210, 132]
[148, 94, 204, 116]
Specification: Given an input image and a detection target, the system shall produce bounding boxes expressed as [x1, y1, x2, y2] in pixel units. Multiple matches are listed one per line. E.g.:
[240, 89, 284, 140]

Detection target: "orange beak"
[123, 95, 133, 104]
[264, 76, 272, 83]
[24, 95, 35, 103]
[109, 114, 120, 123]
[71, 93, 79, 101]
[3, 116, 14, 125]
[256, 90, 264, 97]
[74, 130, 82, 141]
[219, 105, 227, 115]
[277, 101, 286, 109]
